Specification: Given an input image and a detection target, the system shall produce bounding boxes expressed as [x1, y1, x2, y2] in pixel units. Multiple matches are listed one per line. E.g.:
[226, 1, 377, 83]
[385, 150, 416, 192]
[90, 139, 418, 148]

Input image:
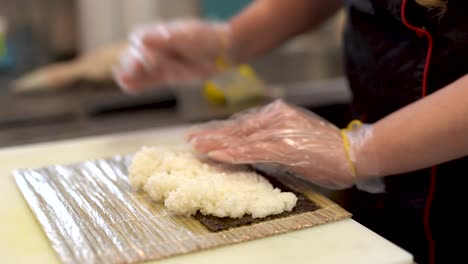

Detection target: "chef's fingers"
[187, 104, 273, 143]
[206, 140, 282, 165]
[114, 45, 211, 92]
[135, 20, 229, 65]
[187, 116, 266, 146]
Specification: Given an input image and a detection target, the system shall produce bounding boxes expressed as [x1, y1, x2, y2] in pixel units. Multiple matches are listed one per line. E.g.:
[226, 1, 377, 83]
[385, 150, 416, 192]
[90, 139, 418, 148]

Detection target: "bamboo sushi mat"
[13, 154, 351, 264]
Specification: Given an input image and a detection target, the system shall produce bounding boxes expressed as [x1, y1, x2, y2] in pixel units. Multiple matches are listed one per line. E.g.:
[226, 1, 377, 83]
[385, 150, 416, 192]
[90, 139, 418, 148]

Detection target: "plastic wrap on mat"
[13, 154, 351, 264]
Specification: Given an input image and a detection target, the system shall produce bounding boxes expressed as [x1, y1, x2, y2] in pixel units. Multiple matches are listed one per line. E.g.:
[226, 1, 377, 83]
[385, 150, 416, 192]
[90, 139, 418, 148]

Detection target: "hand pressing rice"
[129, 146, 298, 219]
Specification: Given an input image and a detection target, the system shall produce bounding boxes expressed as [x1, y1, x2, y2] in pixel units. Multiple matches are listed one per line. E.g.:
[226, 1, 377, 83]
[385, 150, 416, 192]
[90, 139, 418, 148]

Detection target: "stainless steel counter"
[0, 48, 352, 148]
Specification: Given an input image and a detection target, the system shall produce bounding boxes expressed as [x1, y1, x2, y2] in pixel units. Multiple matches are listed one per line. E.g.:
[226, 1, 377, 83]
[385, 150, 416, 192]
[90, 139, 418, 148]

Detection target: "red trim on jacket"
[400, 1, 436, 263]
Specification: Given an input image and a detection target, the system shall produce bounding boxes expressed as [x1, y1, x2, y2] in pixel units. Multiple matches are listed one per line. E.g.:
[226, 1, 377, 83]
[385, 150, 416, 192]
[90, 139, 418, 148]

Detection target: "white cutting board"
[0, 125, 413, 264]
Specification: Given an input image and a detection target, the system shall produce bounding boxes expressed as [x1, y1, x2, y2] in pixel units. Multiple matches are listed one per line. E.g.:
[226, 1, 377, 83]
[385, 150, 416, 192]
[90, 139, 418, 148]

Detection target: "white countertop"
[0, 125, 413, 264]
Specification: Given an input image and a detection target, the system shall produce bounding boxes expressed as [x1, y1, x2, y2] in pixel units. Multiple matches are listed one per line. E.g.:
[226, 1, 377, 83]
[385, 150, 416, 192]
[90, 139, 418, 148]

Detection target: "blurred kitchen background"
[0, 0, 352, 148]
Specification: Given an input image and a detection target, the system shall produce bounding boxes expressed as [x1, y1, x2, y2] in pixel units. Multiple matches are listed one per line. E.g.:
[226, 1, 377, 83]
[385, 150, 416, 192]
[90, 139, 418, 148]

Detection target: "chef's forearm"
[228, 0, 342, 63]
[355, 74, 468, 178]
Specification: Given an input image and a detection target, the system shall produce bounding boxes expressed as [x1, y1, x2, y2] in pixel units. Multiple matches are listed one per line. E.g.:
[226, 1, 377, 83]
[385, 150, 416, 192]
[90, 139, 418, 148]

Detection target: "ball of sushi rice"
[129, 146, 297, 219]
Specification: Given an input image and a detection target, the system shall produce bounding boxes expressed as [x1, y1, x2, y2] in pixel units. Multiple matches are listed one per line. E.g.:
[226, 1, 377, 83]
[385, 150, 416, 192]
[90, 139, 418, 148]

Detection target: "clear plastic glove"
[187, 99, 382, 192]
[113, 20, 233, 93]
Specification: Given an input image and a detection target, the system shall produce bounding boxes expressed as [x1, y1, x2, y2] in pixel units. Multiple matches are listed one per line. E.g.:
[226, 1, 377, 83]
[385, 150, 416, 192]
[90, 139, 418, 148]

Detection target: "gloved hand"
[187, 99, 379, 191]
[113, 20, 234, 93]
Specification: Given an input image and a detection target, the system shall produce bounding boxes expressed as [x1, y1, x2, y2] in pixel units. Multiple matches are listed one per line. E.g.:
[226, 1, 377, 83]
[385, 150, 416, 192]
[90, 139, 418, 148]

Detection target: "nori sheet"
[194, 174, 321, 232]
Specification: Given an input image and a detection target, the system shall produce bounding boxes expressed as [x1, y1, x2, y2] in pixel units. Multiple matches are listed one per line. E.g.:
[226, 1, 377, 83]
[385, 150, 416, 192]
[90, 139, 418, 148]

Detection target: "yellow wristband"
[340, 120, 363, 178]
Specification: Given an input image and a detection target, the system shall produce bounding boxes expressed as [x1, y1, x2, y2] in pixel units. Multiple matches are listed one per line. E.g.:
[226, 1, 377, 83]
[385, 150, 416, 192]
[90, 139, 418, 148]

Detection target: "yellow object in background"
[203, 57, 268, 106]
